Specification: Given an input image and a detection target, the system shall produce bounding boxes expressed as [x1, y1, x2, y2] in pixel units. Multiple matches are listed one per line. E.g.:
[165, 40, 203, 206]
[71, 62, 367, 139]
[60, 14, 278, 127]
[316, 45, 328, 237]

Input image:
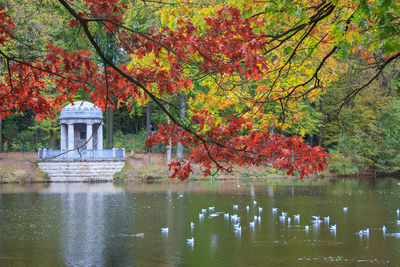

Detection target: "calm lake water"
[0, 178, 399, 266]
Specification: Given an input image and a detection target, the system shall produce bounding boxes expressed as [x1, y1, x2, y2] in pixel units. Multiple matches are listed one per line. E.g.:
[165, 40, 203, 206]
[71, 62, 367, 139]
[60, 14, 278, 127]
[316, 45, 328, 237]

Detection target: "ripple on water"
[0, 179, 400, 266]
[297, 256, 390, 265]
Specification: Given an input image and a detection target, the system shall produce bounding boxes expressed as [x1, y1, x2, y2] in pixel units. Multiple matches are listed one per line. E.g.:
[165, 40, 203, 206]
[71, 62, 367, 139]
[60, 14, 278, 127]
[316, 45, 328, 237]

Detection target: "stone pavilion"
[38, 101, 125, 182]
[59, 100, 103, 152]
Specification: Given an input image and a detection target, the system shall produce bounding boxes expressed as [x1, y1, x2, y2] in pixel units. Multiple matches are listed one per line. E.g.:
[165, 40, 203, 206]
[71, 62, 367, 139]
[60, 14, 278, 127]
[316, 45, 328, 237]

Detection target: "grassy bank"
[114, 152, 320, 182]
[0, 153, 49, 183]
[1, 152, 389, 184]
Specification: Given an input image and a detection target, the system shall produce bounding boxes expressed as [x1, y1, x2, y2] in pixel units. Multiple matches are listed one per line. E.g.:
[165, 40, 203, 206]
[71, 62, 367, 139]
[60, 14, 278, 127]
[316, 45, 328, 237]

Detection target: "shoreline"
[0, 152, 399, 184]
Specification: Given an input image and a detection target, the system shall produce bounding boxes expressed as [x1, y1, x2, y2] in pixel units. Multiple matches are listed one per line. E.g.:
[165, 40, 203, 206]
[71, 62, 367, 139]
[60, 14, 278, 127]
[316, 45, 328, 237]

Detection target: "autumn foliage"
[2, 0, 399, 179]
[146, 110, 328, 180]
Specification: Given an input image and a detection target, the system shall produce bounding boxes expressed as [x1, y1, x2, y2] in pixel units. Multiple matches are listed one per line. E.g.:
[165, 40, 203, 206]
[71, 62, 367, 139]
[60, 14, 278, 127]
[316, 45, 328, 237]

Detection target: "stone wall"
[38, 160, 125, 182]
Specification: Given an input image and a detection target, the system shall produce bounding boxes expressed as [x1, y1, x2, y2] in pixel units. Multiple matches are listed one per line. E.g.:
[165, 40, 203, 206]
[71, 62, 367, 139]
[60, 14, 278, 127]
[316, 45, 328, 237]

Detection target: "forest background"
[1, 0, 400, 177]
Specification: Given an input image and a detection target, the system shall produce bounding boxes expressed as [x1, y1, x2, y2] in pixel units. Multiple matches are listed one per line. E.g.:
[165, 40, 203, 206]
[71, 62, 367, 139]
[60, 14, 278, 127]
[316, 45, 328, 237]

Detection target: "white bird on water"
[201, 208, 207, 214]
[382, 225, 386, 234]
[312, 216, 322, 224]
[190, 222, 195, 230]
[258, 207, 263, 213]
[397, 209, 400, 216]
[199, 213, 204, 220]
[330, 225, 337, 236]
[397, 220, 400, 225]
[305, 225, 310, 232]
[359, 228, 369, 237]
[343, 207, 348, 212]
[272, 208, 278, 214]
[287, 217, 291, 226]
[209, 206, 215, 211]
[224, 213, 230, 219]
[233, 204, 239, 210]
[249, 221, 255, 228]
[294, 214, 300, 222]
[231, 215, 240, 223]
[324, 216, 330, 224]
[253, 200, 257, 206]
[161, 227, 169, 234]
[246, 205, 250, 212]
[187, 237, 194, 246]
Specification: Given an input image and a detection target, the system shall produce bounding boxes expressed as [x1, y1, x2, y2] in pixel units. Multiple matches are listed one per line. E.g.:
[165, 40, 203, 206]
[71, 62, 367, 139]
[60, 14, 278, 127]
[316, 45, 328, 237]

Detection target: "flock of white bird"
[160, 202, 400, 247]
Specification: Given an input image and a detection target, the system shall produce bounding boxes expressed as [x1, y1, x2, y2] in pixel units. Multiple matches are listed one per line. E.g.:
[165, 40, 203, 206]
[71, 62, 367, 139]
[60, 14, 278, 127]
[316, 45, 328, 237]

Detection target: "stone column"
[86, 123, 93, 150]
[97, 122, 103, 150]
[60, 124, 67, 150]
[68, 123, 74, 151]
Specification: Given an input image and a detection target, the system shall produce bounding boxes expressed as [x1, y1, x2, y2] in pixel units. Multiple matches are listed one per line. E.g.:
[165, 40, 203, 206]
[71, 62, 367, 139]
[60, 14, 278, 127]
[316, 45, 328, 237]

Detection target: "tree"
[1, 0, 399, 180]
[320, 55, 400, 174]
[29, 115, 60, 150]
[0, 118, 2, 151]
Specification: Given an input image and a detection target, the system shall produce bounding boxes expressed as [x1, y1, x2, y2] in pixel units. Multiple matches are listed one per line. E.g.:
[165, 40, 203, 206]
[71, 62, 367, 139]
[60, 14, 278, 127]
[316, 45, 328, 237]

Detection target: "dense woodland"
[1, 0, 400, 178]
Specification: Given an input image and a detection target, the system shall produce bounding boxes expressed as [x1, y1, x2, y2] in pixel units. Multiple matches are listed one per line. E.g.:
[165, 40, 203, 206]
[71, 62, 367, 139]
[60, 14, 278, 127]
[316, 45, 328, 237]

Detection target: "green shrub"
[326, 150, 358, 174]
[113, 171, 130, 181]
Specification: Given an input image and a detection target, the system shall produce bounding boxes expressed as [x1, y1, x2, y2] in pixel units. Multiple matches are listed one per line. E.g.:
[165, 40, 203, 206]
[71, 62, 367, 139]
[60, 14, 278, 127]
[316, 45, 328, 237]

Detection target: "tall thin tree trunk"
[35, 128, 39, 149]
[50, 130, 55, 150]
[106, 106, 113, 149]
[176, 95, 186, 160]
[147, 102, 151, 164]
[318, 102, 323, 146]
[0, 119, 2, 152]
[166, 103, 172, 165]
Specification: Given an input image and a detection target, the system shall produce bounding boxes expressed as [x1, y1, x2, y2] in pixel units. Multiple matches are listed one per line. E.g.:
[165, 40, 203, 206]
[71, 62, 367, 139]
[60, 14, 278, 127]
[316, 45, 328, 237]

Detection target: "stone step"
[40, 169, 123, 173]
[38, 160, 126, 182]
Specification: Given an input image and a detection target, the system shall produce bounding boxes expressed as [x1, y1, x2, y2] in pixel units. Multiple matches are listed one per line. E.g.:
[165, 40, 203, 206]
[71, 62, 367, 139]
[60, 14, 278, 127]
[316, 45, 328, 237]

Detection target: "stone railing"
[38, 148, 125, 160]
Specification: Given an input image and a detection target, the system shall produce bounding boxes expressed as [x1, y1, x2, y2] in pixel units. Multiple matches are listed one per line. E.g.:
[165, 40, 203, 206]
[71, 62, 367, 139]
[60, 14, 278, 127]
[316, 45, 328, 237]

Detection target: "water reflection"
[44, 183, 125, 267]
[0, 178, 399, 266]
[41, 183, 124, 194]
[61, 191, 104, 266]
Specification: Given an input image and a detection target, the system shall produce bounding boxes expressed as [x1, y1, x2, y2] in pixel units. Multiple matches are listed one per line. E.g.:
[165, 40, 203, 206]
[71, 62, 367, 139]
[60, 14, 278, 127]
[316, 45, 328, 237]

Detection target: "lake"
[0, 178, 399, 266]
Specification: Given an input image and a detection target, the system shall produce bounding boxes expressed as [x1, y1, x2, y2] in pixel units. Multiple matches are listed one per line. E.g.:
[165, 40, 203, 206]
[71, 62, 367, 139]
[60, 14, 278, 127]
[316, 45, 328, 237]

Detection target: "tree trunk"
[50, 130, 55, 150]
[317, 101, 323, 146]
[147, 102, 152, 135]
[269, 122, 274, 134]
[147, 102, 151, 164]
[106, 106, 113, 149]
[35, 128, 39, 149]
[176, 95, 186, 160]
[0, 119, 2, 152]
[166, 103, 172, 165]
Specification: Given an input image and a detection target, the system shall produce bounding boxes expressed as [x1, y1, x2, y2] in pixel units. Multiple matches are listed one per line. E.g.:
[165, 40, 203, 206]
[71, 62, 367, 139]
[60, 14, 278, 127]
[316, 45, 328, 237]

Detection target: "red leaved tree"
[0, 0, 344, 180]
